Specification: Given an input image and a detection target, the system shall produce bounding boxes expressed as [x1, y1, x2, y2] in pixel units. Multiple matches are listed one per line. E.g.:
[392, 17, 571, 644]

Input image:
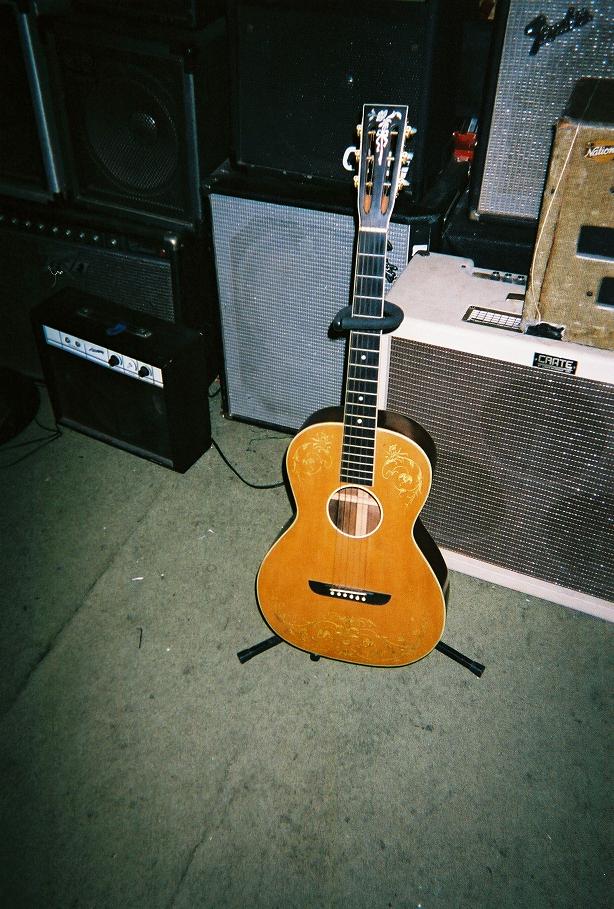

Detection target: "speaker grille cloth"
[54, 34, 195, 222]
[387, 338, 613, 600]
[478, 0, 613, 221]
[211, 195, 410, 430]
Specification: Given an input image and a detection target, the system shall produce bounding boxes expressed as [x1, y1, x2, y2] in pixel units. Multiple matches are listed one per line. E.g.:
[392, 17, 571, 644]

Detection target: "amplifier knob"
[108, 355, 121, 367]
[138, 365, 150, 378]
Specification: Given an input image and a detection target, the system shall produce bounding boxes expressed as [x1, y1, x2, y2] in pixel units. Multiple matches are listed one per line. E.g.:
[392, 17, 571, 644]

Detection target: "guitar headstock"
[354, 104, 414, 229]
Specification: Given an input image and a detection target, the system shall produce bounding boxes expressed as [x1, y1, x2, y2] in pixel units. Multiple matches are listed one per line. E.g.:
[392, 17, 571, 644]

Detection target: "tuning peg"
[405, 125, 417, 139]
[353, 175, 359, 189]
[402, 151, 414, 165]
[343, 145, 358, 172]
[356, 124, 362, 137]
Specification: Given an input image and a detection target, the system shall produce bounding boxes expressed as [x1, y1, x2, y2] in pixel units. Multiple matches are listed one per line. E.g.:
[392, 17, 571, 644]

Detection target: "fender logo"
[525, 6, 593, 56]
[585, 142, 614, 162]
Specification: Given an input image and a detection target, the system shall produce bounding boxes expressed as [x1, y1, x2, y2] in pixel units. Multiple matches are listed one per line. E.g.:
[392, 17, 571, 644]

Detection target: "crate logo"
[585, 142, 614, 163]
[533, 352, 578, 375]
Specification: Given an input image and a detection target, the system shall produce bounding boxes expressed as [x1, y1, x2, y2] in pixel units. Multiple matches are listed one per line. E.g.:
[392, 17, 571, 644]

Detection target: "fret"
[340, 465, 373, 478]
[342, 439, 375, 451]
[341, 452, 375, 467]
[340, 227, 388, 485]
[349, 351, 379, 368]
[344, 399, 378, 411]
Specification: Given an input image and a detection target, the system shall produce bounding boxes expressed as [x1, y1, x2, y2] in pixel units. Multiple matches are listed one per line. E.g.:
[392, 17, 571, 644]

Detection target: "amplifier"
[523, 78, 614, 350]
[33, 290, 213, 471]
[229, 0, 469, 197]
[0, 198, 214, 380]
[204, 165, 450, 432]
[0, 3, 63, 202]
[46, 16, 229, 228]
[469, 0, 614, 223]
[381, 252, 613, 619]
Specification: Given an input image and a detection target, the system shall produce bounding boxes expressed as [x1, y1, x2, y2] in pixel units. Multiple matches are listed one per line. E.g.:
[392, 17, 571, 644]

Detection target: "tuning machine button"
[342, 145, 358, 171]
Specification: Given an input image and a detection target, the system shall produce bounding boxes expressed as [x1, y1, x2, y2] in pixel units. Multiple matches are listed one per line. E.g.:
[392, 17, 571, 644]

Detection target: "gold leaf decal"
[382, 443, 423, 502]
[291, 431, 332, 478]
[273, 609, 430, 664]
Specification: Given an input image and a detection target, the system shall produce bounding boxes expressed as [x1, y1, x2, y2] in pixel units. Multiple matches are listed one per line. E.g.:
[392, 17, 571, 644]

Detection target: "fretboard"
[340, 229, 387, 486]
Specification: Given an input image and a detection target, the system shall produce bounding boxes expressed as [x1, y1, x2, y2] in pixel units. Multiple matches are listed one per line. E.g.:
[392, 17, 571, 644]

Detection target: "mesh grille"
[211, 195, 411, 430]
[477, 0, 613, 221]
[85, 74, 179, 192]
[54, 33, 194, 221]
[387, 338, 614, 600]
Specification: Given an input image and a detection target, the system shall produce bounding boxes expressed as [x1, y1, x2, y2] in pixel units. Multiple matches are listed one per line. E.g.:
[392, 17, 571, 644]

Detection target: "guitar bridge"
[309, 580, 390, 605]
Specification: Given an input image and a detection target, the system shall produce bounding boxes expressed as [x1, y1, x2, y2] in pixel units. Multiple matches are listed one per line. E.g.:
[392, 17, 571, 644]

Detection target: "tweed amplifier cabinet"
[470, 0, 614, 223]
[33, 290, 213, 471]
[205, 167, 443, 432]
[523, 78, 614, 350]
[382, 252, 613, 619]
[0, 198, 211, 380]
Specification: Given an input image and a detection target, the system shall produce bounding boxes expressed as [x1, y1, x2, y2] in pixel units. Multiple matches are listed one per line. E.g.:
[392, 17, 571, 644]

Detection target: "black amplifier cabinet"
[442, 189, 537, 275]
[0, 2, 64, 202]
[46, 15, 229, 228]
[228, 0, 470, 197]
[204, 161, 466, 432]
[0, 197, 216, 380]
[33, 290, 213, 471]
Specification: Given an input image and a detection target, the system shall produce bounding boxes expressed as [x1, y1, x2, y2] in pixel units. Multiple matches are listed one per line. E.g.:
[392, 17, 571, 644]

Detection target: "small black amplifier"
[0, 197, 213, 380]
[33, 290, 214, 471]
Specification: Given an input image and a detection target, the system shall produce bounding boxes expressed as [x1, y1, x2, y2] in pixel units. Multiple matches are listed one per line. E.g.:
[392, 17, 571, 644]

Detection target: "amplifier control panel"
[42, 325, 164, 387]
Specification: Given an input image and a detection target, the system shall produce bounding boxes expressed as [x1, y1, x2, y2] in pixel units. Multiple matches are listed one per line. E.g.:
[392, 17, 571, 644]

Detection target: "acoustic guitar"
[256, 104, 448, 666]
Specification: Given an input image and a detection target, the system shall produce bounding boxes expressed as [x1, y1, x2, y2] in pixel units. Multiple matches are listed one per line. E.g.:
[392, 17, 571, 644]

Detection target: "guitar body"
[257, 407, 447, 666]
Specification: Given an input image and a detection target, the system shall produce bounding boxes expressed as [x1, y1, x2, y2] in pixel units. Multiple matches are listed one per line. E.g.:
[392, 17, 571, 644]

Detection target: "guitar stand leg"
[435, 641, 485, 677]
[237, 634, 283, 663]
[238, 635, 485, 677]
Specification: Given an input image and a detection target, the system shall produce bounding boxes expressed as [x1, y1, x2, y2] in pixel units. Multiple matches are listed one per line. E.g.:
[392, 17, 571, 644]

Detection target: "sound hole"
[328, 486, 382, 538]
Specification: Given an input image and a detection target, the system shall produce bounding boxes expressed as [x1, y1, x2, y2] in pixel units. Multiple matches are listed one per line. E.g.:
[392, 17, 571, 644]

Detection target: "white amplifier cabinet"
[382, 252, 613, 620]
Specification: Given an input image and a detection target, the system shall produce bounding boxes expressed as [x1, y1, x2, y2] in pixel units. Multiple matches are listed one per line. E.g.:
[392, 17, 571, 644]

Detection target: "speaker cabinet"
[523, 78, 614, 350]
[47, 17, 228, 227]
[470, 0, 614, 223]
[229, 0, 468, 197]
[382, 252, 613, 619]
[0, 197, 215, 380]
[205, 166, 445, 432]
[0, 3, 63, 201]
[33, 289, 213, 471]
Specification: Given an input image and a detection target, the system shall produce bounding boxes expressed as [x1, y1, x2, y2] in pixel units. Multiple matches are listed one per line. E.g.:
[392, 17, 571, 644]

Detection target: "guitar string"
[337, 228, 386, 599]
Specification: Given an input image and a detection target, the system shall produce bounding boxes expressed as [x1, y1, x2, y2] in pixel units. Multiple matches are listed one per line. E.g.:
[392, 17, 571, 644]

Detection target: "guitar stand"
[237, 634, 485, 677]
[330, 300, 405, 335]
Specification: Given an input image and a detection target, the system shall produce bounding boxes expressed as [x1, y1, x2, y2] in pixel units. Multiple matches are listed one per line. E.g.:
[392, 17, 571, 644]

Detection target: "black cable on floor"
[210, 437, 285, 490]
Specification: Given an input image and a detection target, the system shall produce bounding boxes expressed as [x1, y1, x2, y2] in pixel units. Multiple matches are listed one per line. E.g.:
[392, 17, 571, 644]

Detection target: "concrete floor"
[0, 385, 611, 909]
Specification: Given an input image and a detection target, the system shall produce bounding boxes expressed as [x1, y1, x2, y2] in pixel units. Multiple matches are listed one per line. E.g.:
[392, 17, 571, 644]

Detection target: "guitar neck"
[340, 228, 388, 486]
